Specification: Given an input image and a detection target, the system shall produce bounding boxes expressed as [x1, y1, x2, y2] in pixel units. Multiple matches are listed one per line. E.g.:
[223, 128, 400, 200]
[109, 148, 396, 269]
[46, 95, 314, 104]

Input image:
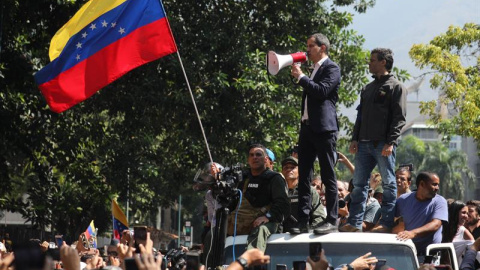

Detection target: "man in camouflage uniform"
[281, 156, 326, 233]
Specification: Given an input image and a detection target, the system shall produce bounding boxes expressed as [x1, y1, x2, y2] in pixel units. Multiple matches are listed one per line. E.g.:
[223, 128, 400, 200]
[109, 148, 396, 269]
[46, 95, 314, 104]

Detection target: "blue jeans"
[346, 141, 397, 229]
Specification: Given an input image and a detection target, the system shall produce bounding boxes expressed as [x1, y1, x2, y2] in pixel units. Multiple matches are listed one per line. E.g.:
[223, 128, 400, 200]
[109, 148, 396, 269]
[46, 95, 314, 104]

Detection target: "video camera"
[194, 163, 243, 210]
[165, 248, 186, 270]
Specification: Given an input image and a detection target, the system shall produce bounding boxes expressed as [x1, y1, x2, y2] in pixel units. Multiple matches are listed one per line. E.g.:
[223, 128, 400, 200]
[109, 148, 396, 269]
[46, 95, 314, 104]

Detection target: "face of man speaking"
[306, 37, 323, 63]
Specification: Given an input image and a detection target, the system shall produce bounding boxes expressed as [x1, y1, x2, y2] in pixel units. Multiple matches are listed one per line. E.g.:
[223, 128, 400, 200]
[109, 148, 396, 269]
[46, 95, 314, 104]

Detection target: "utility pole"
[177, 195, 182, 248]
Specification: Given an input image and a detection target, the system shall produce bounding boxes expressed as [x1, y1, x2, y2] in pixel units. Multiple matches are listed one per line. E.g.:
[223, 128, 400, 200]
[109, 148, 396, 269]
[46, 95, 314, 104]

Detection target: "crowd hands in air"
[0, 229, 384, 270]
[0, 231, 168, 270]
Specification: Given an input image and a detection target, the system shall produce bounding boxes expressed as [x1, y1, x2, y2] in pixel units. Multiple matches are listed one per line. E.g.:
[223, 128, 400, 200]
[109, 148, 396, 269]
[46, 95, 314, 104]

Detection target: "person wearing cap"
[265, 148, 276, 171]
[227, 144, 289, 252]
[280, 156, 326, 233]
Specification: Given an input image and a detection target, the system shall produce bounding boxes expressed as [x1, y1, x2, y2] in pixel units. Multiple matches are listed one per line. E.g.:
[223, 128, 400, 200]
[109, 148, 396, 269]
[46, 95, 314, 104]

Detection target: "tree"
[1, 0, 374, 238]
[396, 135, 475, 200]
[409, 23, 480, 144]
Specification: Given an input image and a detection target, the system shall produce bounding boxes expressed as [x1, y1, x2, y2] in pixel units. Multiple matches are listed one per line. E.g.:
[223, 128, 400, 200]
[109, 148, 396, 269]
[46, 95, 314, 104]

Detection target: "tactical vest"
[227, 170, 278, 235]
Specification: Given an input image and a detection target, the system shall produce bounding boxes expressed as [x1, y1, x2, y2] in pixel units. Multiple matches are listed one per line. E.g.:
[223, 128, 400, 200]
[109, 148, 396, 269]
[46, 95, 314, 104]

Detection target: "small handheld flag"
[84, 220, 97, 248]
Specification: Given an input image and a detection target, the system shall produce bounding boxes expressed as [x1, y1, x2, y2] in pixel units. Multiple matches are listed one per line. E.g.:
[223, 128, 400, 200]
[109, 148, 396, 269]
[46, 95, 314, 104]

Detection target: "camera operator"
[227, 144, 290, 252]
[194, 162, 225, 267]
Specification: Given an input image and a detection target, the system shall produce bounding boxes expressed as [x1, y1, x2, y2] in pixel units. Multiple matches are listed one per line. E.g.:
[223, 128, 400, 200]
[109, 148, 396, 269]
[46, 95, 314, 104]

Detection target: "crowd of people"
[198, 31, 479, 269]
[0, 32, 478, 270]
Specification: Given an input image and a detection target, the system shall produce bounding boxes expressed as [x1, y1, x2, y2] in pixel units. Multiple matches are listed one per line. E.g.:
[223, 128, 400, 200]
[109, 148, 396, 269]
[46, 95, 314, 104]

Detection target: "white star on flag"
[90, 23, 96, 30]
[111, 22, 117, 28]
[76, 54, 80, 61]
[76, 42, 82, 49]
[119, 27, 125, 34]
[82, 32, 87, 39]
[102, 20, 108, 27]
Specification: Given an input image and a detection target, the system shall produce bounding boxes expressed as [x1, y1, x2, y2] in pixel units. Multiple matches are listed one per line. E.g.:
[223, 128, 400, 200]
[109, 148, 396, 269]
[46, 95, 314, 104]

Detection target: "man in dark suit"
[290, 33, 341, 234]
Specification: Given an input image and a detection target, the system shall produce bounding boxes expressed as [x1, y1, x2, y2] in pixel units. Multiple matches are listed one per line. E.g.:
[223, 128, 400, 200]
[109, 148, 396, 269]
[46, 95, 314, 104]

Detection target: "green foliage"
[409, 23, 480, 144]
[1, 0, 375, 238]
[396, 135, 475, 200]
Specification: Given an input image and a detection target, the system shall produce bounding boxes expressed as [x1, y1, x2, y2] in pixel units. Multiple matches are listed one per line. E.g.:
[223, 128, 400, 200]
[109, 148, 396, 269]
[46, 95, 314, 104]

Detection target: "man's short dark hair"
[395, 167, 412, 182]
[415, 171, 437, 187]
[371, 48, 394, 72]
[310, 33, 330, 53]
[466, 200, 480, 215]
[248, 144, 267, 154]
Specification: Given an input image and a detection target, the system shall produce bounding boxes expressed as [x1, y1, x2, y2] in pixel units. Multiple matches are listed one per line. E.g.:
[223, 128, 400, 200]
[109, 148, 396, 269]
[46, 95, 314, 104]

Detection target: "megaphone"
[267, 51, 308, 75]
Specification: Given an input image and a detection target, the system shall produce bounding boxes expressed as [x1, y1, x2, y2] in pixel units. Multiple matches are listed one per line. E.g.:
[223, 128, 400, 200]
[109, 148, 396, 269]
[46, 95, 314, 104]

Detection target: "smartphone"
[134, 226, 148, 241]
[309, 242, 322, 262]
[423, 255, 433, 264]
[375, 259, 386, 267]
[134, 226, 147, 253]
[399, 163, 414, 171]
[293, 261, 306, 270]
[55, 235, 63, 247]
[124, 257, 139, 270]
[276, 264, 287, 270]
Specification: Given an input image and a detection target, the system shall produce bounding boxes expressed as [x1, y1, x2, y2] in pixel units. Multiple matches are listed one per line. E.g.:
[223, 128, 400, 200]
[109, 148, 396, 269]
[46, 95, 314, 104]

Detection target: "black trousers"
[297, 124, 338, 224]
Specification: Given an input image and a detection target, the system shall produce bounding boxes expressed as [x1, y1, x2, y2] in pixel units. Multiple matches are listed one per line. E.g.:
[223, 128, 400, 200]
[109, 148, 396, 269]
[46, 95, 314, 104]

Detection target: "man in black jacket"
[290, 33, 341, 234]
[227, 144, 290, 251]
[343, 48, 406, 233]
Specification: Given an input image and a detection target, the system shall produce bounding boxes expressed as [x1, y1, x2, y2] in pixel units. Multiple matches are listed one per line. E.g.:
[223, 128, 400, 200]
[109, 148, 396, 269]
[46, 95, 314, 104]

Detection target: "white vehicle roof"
[226, 232, 417, 252]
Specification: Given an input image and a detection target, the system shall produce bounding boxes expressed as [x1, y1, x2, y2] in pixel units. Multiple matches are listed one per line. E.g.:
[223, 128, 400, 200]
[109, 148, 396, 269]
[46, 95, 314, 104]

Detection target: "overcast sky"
[338, 0, 479, 123]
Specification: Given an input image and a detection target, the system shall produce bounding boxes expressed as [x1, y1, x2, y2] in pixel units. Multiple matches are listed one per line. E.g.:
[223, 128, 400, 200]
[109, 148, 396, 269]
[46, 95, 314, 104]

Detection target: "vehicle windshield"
[225, 242, 417, 270]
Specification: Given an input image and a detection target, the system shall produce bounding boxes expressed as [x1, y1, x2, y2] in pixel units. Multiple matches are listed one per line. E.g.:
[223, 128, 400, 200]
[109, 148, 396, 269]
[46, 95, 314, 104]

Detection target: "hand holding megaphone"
[267, 51, 308, 75]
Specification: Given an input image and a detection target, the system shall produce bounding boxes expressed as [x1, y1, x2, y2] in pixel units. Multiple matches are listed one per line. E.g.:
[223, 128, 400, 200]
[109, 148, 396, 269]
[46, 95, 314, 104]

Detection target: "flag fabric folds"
[84, 220, 97, 248]
[112, 200, 129, 240]
[34, 0, 177, 113]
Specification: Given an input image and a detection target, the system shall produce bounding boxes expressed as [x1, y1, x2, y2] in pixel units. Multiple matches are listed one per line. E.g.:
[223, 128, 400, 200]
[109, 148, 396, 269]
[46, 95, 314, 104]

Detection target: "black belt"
[301, 119, 310, 125]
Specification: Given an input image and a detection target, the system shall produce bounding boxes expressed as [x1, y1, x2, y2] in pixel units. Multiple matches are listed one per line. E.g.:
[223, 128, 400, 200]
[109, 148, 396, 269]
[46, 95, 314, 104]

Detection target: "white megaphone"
[267, 51, 308, 75]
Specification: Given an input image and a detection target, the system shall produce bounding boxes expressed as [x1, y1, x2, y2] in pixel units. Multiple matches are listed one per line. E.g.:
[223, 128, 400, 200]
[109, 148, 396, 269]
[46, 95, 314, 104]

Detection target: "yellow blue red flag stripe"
[112, 200, 129, 239]
[84, 220, 97, 248]
[35, 0, 177, 113]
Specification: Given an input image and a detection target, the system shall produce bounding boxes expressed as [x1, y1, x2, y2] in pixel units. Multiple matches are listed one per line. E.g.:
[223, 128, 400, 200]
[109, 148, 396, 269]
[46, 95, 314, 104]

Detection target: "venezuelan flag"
[84, 220, 97, 248]
[35, 0, 177, 113]
[112, 200, 129, 239]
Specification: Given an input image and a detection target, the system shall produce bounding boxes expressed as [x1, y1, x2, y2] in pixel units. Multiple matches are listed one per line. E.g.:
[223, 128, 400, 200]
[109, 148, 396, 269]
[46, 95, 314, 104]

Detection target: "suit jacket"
[298, 58, 341, 134]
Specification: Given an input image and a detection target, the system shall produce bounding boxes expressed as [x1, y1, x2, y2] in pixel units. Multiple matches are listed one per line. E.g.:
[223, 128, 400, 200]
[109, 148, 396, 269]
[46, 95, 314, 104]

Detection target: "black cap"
[281, 156, 298, 167]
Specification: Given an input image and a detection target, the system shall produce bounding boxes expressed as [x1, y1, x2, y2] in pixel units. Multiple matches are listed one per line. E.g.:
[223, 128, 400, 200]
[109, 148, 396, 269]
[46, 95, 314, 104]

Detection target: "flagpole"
[175, 51, 214, 164]
[112, 200, 115, 239]
[0, 0, 3, 57]
[158, 0, 213, 165]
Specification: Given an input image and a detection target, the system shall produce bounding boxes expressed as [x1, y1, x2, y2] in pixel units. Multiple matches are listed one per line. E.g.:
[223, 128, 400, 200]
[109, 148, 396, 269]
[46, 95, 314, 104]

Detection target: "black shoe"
[313, 222, 338, 235]
[289, 222, 309, 234]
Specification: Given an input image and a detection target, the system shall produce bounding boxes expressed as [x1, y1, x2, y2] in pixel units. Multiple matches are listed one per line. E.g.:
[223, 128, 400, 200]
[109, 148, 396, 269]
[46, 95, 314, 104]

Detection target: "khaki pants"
[246, 222, 278, 252]
[227, 198, 277, 252]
